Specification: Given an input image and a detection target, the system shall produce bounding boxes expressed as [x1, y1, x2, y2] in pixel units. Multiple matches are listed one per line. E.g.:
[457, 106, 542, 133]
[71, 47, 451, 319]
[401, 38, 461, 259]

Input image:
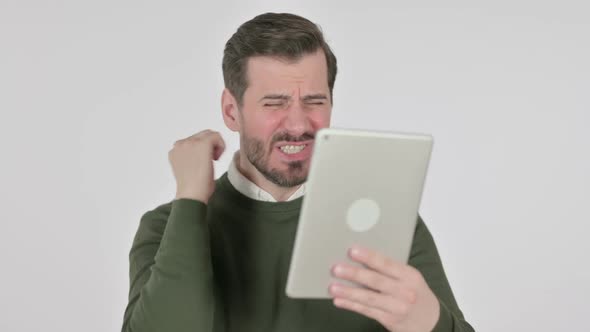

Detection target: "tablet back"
[286, 128, 434, 298]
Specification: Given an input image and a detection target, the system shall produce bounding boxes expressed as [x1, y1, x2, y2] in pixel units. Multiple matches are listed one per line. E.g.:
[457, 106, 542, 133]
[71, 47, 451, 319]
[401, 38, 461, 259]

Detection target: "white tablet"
[285, 127, 434, 298]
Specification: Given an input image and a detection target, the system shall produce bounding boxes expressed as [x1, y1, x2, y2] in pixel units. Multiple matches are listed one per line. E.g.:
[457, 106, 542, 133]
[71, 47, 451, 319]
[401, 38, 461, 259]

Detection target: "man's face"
[238, 50, 332, 187]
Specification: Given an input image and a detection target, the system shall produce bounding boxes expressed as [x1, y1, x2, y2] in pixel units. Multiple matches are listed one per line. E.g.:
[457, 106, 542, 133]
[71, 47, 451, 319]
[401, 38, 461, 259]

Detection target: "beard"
[242, 131, 315, 188]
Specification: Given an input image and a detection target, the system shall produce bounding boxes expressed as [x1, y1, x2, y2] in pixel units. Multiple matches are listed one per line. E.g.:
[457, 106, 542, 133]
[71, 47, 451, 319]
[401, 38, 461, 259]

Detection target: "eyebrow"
[302, 94, 328, 102]
[258, 93, 328, 102]
[259, 94, 290, 102]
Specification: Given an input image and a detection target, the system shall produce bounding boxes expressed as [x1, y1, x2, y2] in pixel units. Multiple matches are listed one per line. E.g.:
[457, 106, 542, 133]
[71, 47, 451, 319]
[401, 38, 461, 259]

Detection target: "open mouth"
[274, 141, 313, 161]
[278, 144, 307, 154]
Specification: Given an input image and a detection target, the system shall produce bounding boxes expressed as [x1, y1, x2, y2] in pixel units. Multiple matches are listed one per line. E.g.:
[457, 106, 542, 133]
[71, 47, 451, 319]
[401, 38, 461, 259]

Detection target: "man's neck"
[236, 151, 302, 202]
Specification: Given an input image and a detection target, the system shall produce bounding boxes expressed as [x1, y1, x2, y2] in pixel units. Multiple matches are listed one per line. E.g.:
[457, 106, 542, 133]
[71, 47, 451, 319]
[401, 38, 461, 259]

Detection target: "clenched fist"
[168, 130, 226, 204]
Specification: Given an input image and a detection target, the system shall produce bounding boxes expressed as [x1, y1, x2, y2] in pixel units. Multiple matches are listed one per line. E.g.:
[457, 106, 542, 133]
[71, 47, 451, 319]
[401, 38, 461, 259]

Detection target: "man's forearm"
[122, 199, 215, 332]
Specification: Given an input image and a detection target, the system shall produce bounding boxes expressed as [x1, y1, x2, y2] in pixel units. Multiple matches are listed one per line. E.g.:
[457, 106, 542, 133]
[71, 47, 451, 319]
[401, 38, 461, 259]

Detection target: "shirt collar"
[227, 151, 306, 202]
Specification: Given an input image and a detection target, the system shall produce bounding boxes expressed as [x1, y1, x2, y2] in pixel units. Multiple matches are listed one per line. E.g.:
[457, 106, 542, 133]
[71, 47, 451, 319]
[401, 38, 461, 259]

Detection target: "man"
[122, 12, 474, 332]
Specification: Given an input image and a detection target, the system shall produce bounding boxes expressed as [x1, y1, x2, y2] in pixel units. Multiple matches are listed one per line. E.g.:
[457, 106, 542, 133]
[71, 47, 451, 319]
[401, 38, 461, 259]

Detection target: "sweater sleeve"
[409, 215, 475, 332]
[121, 199, 215, 332]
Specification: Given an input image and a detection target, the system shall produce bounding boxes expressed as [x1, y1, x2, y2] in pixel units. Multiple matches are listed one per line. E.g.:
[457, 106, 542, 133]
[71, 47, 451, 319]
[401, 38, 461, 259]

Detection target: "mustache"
[271, 132, 315, 145]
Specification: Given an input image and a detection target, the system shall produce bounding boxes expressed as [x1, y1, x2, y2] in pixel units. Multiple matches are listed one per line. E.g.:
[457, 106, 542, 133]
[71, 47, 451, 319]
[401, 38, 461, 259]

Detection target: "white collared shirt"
[227, 151, 306, 202]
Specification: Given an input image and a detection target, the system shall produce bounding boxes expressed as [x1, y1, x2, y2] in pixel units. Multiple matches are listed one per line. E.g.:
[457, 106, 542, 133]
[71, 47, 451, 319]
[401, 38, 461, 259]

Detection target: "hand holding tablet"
[286, 128, 434, 298]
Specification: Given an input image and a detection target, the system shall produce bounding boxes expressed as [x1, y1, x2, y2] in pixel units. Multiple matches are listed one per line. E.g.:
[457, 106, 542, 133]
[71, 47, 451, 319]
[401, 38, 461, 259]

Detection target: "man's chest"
[208, 223, 386, 332]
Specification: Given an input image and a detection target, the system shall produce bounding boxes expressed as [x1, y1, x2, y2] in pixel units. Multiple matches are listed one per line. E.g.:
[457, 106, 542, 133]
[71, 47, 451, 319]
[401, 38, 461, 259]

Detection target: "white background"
[1, 1, 588, 331]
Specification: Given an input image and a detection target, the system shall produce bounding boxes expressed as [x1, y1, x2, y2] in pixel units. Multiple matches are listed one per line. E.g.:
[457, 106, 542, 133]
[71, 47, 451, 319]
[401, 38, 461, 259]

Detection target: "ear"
[221, 88, 240, 132]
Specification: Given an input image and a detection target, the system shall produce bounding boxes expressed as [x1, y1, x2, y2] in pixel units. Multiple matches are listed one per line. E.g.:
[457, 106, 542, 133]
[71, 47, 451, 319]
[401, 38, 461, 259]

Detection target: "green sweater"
[122, 173, 474, 332]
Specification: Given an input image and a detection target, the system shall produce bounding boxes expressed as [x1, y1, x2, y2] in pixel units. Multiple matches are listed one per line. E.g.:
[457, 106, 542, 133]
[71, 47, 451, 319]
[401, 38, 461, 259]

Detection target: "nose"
[283, 101, 311, 137]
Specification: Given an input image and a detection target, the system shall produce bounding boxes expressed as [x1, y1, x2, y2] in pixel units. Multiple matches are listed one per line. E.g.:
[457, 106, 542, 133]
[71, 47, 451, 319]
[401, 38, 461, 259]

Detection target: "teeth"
[280, 144, 306, 154]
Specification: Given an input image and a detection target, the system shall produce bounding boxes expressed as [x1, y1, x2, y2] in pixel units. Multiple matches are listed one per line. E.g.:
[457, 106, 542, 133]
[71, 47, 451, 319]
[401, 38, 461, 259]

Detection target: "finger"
[213, 146, 224, 160]
[329, 283, 408, 315]
[331, 263, 417, 302]
[332, 297, 394, 329]
[174, 130, 216, 145]
[348, 245, 407, 280]
[175, 131, 226, 159]
[205, 132, 226, 160]
[188, 129, 214, 140]
[332, 263, 395, 294]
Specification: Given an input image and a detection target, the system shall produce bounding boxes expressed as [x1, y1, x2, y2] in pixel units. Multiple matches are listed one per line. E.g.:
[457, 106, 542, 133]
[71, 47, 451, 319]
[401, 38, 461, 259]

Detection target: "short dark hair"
[222, 13, 338, 106]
